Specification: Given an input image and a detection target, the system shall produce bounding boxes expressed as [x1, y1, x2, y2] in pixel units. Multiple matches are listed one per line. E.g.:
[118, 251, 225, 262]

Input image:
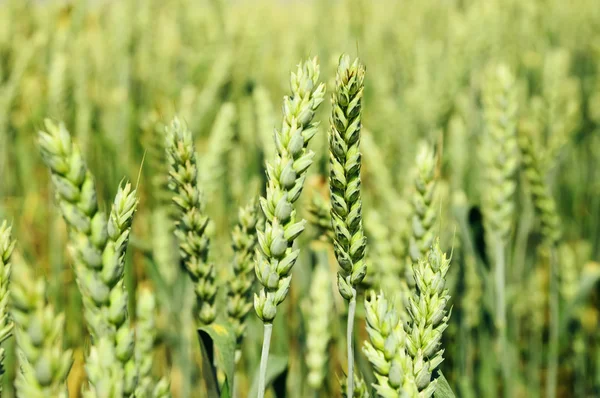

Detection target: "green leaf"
[198, 323, 237, 398]
[248, 354, 288, 397]
[434, 371, 456, 398]
[198, 333, 219, 398]
[220, 377, 231, 398]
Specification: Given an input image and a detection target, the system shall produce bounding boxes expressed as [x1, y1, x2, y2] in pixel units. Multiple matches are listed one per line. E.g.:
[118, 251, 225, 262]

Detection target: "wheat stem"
[546, 247, 559, 398]
[346, 289, 357, 397]
[258, 323, 273, 398]
[494, 237, 509, 396]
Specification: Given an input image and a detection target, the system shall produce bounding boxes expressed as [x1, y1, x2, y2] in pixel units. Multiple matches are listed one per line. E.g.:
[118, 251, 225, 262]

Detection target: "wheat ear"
[328, 54, 366, 397]
[254, 57, 325, 398]
[165, 118, 216, 325]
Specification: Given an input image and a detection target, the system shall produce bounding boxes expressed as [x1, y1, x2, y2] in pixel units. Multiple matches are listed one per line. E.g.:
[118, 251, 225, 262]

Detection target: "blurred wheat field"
[0, 0, 599, 397]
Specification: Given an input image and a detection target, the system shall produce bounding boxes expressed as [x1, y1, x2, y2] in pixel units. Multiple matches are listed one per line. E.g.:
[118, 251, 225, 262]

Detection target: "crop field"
[0, 0, 599, 397]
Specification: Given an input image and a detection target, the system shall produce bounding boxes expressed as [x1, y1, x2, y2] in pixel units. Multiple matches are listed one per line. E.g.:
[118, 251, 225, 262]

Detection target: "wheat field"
[0, 0, 599, 397]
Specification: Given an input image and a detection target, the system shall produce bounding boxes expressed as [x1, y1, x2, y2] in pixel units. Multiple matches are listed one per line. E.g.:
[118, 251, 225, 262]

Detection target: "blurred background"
[0, 0, 599, 397]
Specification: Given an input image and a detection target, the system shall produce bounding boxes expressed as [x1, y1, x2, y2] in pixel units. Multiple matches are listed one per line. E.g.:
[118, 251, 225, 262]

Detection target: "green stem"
[347, 288, 357, 398]
[494, 238, 509, 397]
[258, 323, 273, 398]
[546, 247, 559, 398]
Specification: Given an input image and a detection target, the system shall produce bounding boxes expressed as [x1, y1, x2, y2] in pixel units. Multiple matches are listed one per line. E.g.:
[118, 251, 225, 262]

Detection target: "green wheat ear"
[165, 117, 216, 325]
[254, 57, 325, 398]
[518, 127, 561, 246]
[254, 56, 325, 324]
[11, 254, 73, 397]
[329, 54, 367, 300]
[226, 201, 259, 349]
[328, 54, 366, 398]
[407, 142, 438, 287]
[38, 120, 139, 395]
[406, 239, 452, 396]
[363, 290, 414, 397]
[481, 64, 519, 244]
